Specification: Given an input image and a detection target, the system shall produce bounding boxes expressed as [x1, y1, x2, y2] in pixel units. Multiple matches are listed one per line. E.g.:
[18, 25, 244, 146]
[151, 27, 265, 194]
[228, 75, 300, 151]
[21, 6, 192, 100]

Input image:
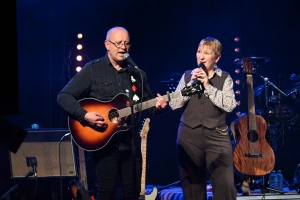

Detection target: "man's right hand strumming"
[84, 112, 107, 128]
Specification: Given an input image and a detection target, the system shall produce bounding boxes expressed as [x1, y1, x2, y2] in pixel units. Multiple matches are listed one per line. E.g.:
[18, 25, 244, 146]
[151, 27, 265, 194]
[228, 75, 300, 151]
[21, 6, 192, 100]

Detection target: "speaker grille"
[9, 129, 77, 178]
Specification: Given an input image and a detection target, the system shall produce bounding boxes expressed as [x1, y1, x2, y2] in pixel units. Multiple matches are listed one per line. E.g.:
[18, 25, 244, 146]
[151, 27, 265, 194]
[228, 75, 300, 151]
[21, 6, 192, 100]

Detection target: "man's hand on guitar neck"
[84, 112, 108, 128]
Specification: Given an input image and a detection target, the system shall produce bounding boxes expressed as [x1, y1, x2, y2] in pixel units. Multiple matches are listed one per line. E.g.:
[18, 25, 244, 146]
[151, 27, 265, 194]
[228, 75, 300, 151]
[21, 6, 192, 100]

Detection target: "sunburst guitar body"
[69, 83, 202, 151]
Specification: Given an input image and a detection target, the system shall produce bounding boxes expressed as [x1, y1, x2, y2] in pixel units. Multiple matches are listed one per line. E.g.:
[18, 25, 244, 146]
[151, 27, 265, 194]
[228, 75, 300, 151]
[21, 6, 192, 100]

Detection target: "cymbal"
[233, 57, 270, 65]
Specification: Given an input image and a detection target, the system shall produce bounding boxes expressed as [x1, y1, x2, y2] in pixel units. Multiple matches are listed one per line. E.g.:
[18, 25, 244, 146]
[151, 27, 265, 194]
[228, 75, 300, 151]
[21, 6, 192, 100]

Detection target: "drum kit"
[233, 57, 300, 151]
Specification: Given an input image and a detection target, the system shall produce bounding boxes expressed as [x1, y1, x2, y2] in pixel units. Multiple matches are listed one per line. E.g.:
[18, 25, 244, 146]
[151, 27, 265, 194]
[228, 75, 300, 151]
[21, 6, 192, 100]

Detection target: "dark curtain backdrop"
[1, 0, 300, 196]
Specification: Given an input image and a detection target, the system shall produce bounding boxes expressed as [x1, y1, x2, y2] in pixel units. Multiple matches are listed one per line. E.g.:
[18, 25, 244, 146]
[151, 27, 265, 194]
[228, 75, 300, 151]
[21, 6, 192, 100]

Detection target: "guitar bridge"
[245, 153, 262, 158]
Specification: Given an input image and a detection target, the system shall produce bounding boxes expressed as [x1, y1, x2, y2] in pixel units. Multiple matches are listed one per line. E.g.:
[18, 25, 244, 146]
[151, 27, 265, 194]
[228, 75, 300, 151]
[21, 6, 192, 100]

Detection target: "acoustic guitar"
[69, 83, 202, 151]
[69, 147, 94, 200]
[139, 118, 158, 200]
[233, 57, 275, 176]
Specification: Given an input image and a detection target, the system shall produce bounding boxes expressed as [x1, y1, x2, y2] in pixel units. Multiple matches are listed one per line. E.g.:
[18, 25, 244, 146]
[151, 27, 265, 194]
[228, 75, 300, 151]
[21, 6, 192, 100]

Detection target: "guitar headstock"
[181, 82, 203, 96]
[243, 57, 253, 74]
[140, 118, 150, 139]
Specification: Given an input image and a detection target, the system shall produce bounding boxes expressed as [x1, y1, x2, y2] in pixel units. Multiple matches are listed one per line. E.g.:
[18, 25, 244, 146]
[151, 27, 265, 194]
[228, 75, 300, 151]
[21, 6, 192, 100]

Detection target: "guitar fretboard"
[117, 91, 182, 118]
[140, 118, 150, 196]
[247, 74, 257, 131]
[140, 134, 147, 196]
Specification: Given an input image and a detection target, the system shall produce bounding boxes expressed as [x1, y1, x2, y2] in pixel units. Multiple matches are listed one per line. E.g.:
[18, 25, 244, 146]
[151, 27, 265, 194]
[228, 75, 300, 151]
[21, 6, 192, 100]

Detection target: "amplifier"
[9, 128, 77, 178]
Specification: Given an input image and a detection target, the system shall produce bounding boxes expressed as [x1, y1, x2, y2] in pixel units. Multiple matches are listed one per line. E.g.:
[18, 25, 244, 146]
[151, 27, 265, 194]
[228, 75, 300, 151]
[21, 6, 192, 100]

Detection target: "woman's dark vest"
[180, 70, 229, 129]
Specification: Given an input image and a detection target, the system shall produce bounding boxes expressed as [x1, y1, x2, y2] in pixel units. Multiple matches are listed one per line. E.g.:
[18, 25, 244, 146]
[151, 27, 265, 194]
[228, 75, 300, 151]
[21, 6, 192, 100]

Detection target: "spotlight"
[76, 55, 82, 61]
[77, 33, 83, 39]
[77, 44, 83, 50]
[76, 66, 82, 72]
[235, 90, 241, 95]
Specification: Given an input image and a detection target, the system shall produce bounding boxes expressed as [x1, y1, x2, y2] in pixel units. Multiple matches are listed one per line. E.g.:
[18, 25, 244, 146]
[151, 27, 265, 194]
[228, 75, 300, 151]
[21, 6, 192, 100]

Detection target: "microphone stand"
[1, 168, 35, 200]
[260, 75, 285, 194]
[261, 75, 288, 149]
[124, 55, 146, 198]
[127, 65, 138, 198]
[259, 76, 270, 191]
[125, 65, 138, 154]
[261, 76, 287, 98]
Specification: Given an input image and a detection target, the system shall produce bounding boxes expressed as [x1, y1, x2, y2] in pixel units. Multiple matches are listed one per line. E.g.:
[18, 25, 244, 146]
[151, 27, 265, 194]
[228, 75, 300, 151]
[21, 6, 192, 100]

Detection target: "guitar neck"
[247, 74, 257, 131]
[78, 147, 88, 190]
[140, 136, 147, 196]
[118, 90, 182, 118]
[139, 118, 150, 196]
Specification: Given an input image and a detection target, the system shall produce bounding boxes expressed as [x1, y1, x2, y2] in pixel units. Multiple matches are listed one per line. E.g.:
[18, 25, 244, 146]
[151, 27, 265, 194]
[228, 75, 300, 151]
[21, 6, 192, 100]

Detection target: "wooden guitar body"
[139, 187, 158, 200]
[69, 180, 92, 200]
[232, 57, 275, 177]
[69, 146, 94, 200]
[233, 114, 275, 176]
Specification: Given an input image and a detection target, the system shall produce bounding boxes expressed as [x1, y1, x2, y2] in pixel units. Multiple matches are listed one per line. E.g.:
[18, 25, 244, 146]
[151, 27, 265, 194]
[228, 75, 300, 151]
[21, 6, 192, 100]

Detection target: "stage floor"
[145, 186, 300, 200]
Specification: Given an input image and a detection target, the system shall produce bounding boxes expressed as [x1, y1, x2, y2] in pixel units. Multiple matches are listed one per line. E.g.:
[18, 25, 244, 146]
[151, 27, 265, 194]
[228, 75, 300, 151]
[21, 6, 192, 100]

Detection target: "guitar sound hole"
[108, 108, 120, 124]
[247, 130, 258, 142]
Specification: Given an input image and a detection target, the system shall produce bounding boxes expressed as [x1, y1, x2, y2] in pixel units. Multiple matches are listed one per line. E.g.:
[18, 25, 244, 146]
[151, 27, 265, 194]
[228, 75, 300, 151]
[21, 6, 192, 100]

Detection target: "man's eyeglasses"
[107, 40, 131, 48]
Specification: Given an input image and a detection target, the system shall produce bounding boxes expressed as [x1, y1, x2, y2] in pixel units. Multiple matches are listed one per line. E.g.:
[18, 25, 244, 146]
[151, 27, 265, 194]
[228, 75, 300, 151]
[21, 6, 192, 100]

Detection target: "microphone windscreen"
[123, 53, 129, 59]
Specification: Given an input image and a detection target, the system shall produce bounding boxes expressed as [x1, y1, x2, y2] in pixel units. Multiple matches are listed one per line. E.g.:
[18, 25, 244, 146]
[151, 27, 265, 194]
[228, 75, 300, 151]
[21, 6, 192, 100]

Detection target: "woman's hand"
[191, 68, 209, 89]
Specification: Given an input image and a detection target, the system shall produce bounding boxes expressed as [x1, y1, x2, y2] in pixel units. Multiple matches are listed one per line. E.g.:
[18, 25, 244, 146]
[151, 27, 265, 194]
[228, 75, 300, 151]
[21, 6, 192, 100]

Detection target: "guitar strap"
[127, 70, 134, 104]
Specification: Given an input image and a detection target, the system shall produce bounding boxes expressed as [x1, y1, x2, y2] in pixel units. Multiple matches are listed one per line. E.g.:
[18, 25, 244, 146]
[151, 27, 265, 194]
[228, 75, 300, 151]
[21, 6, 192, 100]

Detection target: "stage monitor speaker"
[9, 128, 77, 178]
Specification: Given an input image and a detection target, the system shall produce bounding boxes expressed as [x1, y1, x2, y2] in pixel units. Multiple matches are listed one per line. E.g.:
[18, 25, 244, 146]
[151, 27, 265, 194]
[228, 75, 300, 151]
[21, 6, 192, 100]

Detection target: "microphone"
[198, 62, 205, 69]
[192, 63, 205, 84]
[123, 53, 138, 69]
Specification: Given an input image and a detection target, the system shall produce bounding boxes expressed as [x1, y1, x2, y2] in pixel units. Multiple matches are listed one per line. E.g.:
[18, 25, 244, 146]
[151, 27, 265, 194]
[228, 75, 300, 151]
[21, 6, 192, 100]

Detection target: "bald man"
[57, 27, 167, 199]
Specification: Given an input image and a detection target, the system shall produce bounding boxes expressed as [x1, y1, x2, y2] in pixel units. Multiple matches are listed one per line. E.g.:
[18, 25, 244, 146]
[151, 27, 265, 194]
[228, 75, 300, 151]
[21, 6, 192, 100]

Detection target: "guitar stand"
[239, 176, 285, 196]
[158, 181, 181, 191]
[266, 186, 285, 194]
[259, 176, 285, 195]
[158, 180, 211, 192]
